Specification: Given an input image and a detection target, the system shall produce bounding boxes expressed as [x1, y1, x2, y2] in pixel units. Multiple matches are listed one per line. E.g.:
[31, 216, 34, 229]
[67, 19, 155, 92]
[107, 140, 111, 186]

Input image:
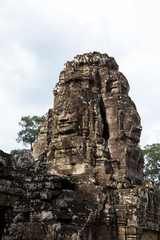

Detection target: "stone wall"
[142, 231, 159, 240]
[0, 52, 160, 239]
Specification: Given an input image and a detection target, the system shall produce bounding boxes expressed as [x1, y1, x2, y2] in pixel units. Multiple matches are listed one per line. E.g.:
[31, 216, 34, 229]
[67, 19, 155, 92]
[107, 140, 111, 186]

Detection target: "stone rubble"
[0, 52, 160, 240]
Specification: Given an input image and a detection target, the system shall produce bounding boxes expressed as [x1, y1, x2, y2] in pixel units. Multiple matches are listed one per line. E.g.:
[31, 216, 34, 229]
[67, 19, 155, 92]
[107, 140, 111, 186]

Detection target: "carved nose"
[137, 125, 142, 130]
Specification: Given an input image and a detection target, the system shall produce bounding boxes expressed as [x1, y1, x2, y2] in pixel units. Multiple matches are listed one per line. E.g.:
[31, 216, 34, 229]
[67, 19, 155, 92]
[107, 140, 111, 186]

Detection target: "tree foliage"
[10, 149, 24, 159]
[16, 115, 46, 150]
[143, 143, 160, 184]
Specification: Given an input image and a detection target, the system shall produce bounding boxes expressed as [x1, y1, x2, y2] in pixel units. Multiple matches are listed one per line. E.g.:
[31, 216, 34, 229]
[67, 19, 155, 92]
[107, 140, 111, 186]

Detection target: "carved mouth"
[58, 122, 74, 128]
[57, 122, 77, 134]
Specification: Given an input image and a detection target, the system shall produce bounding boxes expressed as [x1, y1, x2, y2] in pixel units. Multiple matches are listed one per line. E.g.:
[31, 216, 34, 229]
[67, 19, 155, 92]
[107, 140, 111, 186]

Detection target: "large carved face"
[57, 109, 79, 135]
[50, 89, 88, 176]
[124, 110, 142, 143]
[55, 94, 83, 136]
[131, 113, 142, 137]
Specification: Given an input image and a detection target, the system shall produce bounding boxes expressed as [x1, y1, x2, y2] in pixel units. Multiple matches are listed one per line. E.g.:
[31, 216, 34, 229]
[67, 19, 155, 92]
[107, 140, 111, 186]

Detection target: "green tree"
[16, 115, 46, 151]
[143, 143, 160, 183]
[10, 149, 24, 159]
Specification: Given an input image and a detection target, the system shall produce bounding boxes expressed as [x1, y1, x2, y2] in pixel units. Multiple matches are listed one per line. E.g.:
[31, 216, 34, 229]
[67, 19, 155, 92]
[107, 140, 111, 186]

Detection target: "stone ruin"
[0, 52, 160, 239]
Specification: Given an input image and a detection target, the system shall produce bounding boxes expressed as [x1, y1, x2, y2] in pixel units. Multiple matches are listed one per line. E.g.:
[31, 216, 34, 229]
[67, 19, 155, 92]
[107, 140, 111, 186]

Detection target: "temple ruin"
[0, 52, 160, 239]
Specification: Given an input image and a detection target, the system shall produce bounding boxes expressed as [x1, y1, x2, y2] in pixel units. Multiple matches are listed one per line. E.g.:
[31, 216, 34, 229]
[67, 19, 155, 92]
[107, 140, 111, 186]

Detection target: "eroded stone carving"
[46, 52, 143, 185]
[0, 52, 159, 240]
[33, 120, 48, 161]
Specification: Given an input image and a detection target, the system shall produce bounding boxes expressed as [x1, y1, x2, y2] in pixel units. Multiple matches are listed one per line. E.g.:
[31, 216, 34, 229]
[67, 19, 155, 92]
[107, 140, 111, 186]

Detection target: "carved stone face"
[57, 109, 79, 134]
[124, 111, 142, 143]
[130, 123, 142, 143]
[55, 97, 82, 135]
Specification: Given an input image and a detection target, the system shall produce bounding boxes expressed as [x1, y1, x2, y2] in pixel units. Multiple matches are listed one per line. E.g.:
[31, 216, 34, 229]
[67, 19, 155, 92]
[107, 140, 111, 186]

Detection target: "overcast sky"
[1, 0, 160, 153]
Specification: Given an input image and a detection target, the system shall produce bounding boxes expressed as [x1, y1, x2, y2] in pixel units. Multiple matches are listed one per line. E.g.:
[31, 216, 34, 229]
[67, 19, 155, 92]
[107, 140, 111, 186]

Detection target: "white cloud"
[144, 122, 160, 146]
[0, 0, 160, 152]
[0, 42, 39, 152]
[0, 42, 38, 111]
[0, 42, 37, 84]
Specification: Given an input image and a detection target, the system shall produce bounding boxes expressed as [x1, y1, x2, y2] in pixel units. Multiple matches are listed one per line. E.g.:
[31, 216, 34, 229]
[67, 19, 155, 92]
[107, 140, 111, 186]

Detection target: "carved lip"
[57, 122, 77, 134]
[58, 121, 74, 127]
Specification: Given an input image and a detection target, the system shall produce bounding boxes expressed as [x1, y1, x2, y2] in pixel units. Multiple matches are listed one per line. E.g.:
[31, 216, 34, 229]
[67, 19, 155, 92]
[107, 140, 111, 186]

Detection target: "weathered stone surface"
[14, 149, 34, 169]
[46, 52, 143, 185]
[33, 120, 48, 161]
[0, 150, 13, 178]
[0, 52, 160, 239]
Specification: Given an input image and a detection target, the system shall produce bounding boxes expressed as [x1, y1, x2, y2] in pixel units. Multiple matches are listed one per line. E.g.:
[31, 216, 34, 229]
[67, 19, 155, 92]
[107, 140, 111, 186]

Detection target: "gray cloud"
[1, 0, 160, 152]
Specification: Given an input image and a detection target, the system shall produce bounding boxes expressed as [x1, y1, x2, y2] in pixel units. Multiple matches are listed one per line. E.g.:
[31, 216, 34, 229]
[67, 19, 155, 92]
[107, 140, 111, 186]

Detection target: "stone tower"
[1, 52, 160, 240]
[45, 52, 143, 185]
